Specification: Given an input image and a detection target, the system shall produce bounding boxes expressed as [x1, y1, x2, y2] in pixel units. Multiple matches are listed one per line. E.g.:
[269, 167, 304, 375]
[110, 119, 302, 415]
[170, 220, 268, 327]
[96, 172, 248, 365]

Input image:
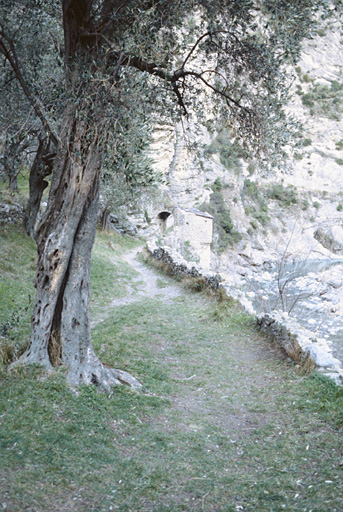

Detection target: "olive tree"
[1, 0, 337, 391]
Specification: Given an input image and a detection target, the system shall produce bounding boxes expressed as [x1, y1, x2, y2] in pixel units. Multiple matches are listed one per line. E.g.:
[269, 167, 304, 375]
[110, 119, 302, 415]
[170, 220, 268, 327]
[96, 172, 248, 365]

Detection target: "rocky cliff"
[130, 18, 343, 277]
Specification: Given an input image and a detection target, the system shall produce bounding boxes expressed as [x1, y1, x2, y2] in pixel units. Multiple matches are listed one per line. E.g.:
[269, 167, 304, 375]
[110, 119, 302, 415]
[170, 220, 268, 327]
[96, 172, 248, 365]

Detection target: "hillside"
[118, 18, 343, 374]
[127, 20, 343, 268]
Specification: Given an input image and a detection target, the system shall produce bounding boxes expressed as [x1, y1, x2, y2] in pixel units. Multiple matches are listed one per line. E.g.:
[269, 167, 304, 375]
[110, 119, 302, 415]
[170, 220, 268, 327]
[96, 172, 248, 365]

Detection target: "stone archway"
[158, 211, 172, 234]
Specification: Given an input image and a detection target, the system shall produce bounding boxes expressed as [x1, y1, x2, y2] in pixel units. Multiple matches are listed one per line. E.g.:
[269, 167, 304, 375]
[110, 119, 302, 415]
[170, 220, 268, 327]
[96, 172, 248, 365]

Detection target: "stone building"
[159, 206, 213, 269]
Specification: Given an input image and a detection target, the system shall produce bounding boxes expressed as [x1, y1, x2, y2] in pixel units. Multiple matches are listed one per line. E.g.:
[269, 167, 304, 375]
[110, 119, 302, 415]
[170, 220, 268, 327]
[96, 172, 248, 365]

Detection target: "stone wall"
[146, 241, 343, 385]
[256, 312, 343, 384]
[0, 202, 24, 225]
[146, 243, 222, 290]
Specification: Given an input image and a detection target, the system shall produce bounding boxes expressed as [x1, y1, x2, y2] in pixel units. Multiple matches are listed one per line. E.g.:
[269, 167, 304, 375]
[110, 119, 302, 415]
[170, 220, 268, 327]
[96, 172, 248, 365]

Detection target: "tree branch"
[85, 29, 253, 117]
[0, 28, 58, 147]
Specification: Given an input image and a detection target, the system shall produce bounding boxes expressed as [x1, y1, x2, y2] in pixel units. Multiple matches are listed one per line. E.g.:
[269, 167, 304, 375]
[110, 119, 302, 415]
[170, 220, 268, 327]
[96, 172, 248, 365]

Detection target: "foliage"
[200, 192, 241, 251]
[204, 131, 249, 172]
[267, 183, 299, 206]
[242, 179, 270, 227]
[0, 1, 63, 187]
[211, 177, 223, 192]
[99, 80, 160, 225]
[300, 80, 343, 120]
[1, 0, 342, 384]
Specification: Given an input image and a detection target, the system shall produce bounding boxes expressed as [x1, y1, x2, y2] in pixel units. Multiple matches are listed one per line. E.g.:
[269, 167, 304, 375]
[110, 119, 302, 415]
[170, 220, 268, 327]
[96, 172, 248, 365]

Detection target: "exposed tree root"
[66, 361, 143, 393]
[12, 349, 142, 393]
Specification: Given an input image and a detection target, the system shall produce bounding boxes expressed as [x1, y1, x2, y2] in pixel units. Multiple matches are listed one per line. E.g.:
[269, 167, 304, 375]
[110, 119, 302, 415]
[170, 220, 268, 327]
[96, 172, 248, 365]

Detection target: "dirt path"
[2, 238, 342, 512]
[89, 244, 343, 512]
[114, 247, 182, 304]
[91, 247, 182, 327]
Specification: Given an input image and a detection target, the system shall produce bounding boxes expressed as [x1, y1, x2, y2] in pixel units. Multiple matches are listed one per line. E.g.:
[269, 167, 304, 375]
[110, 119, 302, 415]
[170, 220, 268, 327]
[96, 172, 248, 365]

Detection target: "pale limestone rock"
[165, 207, 213, 269]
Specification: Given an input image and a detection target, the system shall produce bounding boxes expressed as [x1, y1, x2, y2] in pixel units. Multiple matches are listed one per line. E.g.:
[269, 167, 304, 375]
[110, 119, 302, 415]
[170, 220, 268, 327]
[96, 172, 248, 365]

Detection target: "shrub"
[301, 94, 314, 107]
[331, 80, 343, 91]
[247, 162, 255, 175]
[337, 204, 343, 211]
[242, 179, 269, 226]
[302, 199, 310, 210]
[204, 131, 248, 172]
[300, 81, 343, 119]
[200, 192, 241, 251]
[267, 184, 298, 206]
[211, 177, 223, 192]
[294, 152, 304, 160]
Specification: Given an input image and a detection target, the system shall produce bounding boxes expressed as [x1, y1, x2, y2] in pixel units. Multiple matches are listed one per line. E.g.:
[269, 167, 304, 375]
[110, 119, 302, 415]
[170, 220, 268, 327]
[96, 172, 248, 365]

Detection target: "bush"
[204, 131, 248, 172]
[300, 81, 343, 119]
[303, 138, 312, 147]
[243, 179, 258, 198]
[211, 177, 223, 192]
[200, 192, 241, 252]
[294, 152, 303, 160]
[267, 183, 298, 206]
[301, 94, 314, 107]
[242, 179, 269, 226]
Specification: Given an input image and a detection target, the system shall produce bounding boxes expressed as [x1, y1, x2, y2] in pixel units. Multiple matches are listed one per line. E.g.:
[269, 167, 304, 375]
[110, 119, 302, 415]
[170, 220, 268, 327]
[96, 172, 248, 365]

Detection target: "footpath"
[90, 244, 343, 512]
[1, 235, 342, 512]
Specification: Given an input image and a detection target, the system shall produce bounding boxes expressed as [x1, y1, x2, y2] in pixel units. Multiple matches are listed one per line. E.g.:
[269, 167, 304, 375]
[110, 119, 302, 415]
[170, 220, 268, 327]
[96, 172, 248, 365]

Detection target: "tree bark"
[19, 108, 141, 391]
[23, 139, 51, 239]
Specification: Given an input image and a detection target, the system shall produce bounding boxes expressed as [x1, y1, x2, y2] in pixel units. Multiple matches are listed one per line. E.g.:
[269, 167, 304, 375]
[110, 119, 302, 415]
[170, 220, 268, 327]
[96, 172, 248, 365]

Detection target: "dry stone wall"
[147, 242, 343, 385]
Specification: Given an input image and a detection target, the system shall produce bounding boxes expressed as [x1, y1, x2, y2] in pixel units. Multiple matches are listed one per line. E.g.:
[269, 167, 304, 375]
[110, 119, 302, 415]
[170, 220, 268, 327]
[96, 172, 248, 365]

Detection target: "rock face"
[135, 19, 343, 271]
[131, 18, 343, 378]
[314, 226, 343, 254]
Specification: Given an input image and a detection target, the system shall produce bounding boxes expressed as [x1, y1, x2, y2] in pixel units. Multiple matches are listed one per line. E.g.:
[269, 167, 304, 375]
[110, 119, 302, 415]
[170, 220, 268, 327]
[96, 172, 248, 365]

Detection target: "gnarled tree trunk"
[23, 138, 52, 239]
[20, 109, 141, 391]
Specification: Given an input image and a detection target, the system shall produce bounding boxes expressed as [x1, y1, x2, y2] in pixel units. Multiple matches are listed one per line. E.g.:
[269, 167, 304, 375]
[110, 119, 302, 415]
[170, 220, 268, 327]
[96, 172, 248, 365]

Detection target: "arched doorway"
[158, 211, 172, 234]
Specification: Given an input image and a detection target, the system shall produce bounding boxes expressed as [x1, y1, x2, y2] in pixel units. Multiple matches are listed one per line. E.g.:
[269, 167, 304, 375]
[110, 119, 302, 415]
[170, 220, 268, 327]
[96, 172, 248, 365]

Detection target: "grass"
[90, 230, 141, 317]
[0, 225, 140, 369]
[0, 225, 36, 364]
[1, 226, 343, 511]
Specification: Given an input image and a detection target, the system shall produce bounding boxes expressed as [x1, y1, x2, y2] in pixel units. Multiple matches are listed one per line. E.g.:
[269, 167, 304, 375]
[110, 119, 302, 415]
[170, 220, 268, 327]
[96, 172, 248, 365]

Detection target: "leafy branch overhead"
[2, 0, 337, 157]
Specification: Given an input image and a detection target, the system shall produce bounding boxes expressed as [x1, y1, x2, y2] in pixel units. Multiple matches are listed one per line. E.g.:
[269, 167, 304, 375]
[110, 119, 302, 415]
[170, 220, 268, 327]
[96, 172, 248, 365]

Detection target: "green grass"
[90, 230, 141, 317]
[1, 226, 343, 512]
[0, 226, 36, 361]
[0, 226, 140, 369]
